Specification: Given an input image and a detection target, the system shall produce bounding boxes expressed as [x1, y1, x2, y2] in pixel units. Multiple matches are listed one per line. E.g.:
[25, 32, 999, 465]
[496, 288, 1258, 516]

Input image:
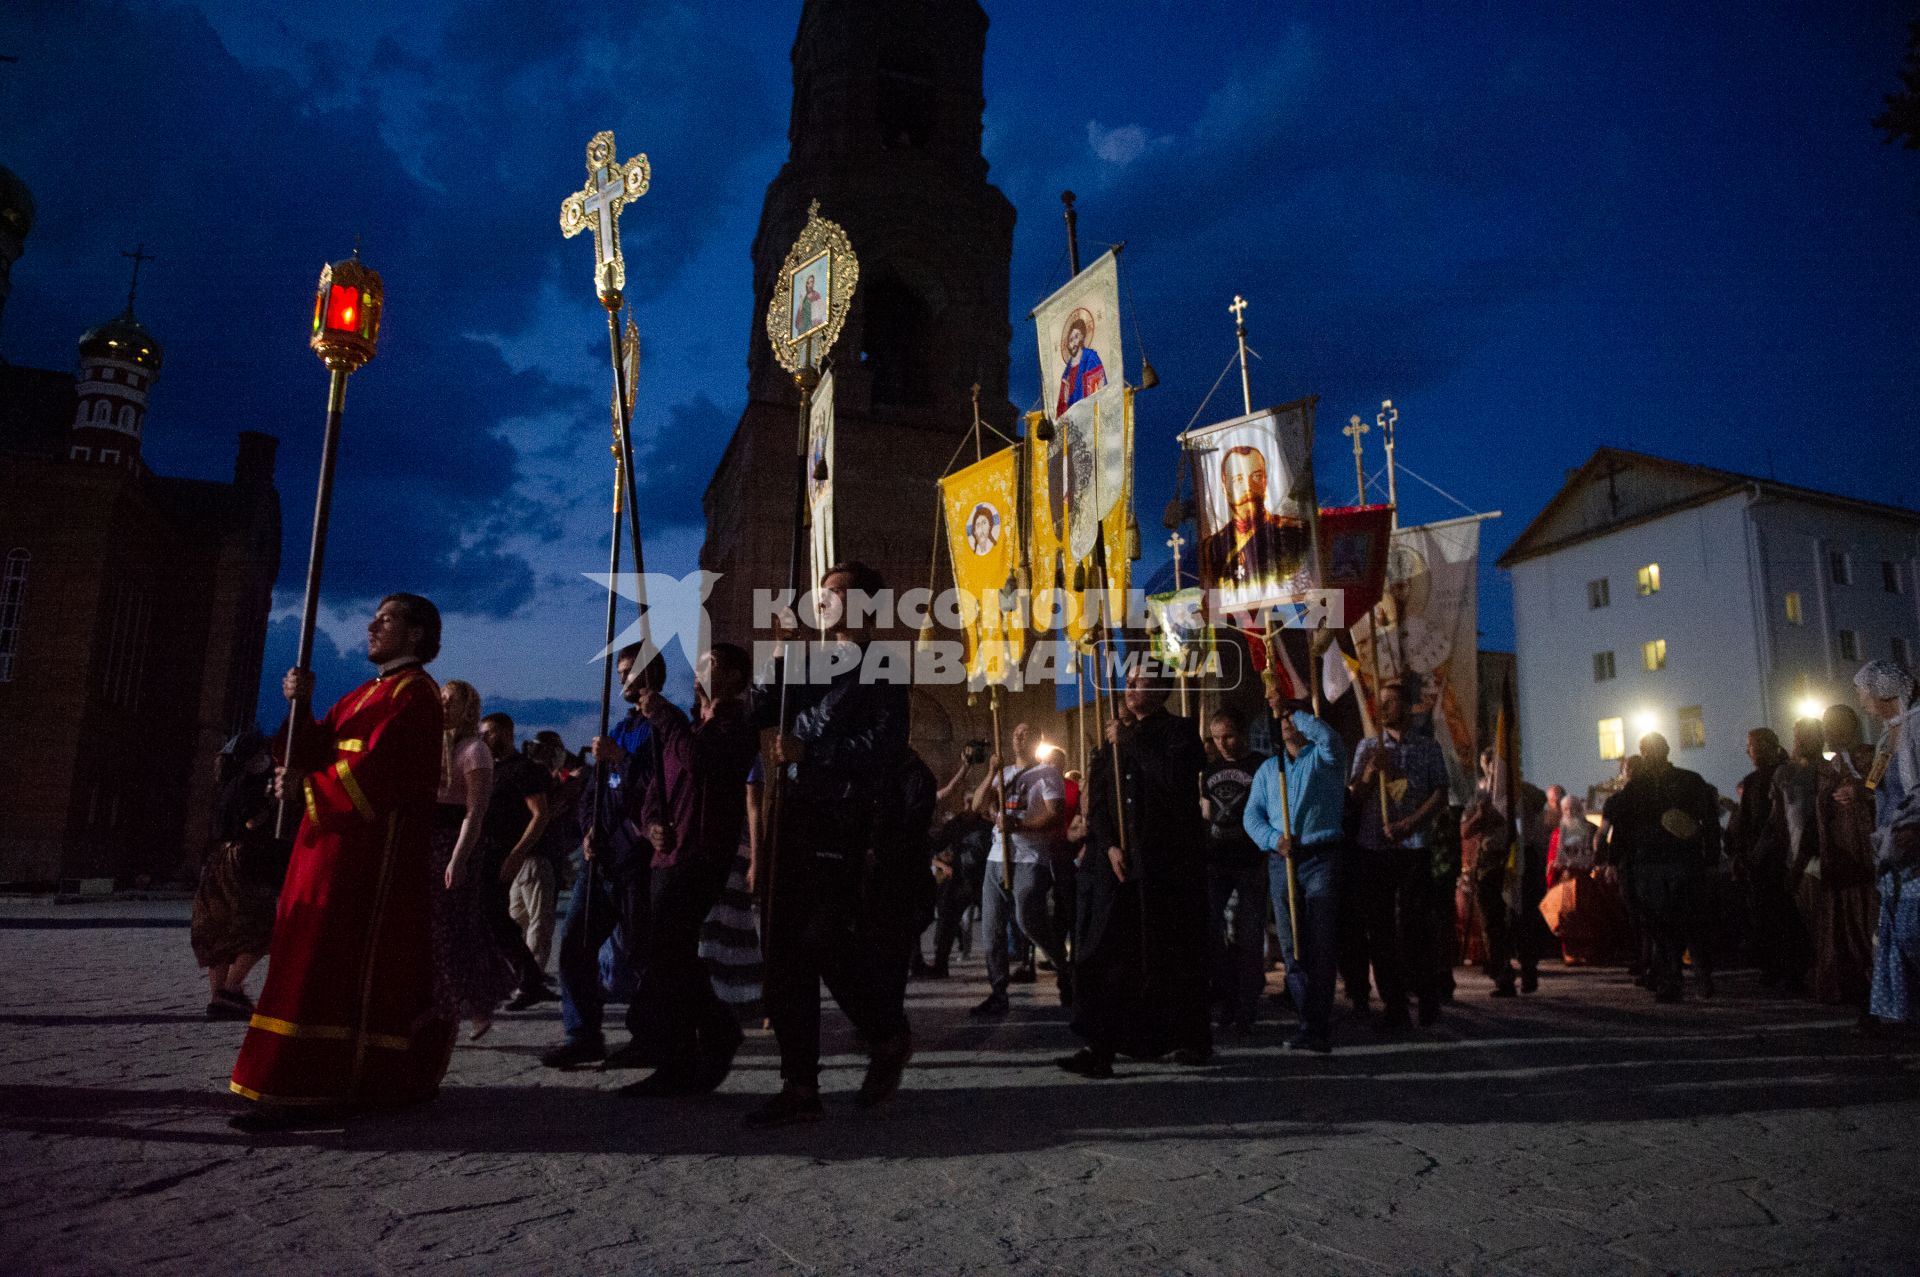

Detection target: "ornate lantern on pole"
[278, 252, 384, 834]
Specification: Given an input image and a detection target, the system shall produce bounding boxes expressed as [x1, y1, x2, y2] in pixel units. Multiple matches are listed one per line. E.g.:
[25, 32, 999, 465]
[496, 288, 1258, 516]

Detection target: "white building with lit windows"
[1499, 449, 1920, 800]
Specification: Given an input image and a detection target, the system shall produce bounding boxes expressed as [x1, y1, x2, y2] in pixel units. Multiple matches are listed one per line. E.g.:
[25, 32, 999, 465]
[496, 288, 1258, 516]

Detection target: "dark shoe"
[744, 1084, 823, 1128]
[1379, 1002, 1412, 1030]
[618, 1069, 705, 1098]
[1055, 1048, 1114, 1079]
[540, 1037, 607, 1070]
[1418, 998, 1442, 1026]
[1286, 1032, 1332, 1054]
[207, 994, 251, 1022]
[229, 1103, 355, 1133]
[858, 1028, 914, 1108]
[969, 990, 1010, 1017]
[504, 984, 553, 1012]
[599, 1039, 660, 1071]
[1170, 1047, 1212, 1067]
[1519, 971, 1539, 995]
[1009, 963, 1037, 985]
[1489, 984, 1518, 999]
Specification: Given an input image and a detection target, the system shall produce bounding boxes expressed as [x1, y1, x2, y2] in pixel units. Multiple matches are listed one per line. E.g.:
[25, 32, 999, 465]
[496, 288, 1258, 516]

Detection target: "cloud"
[1086, 121, 1160, 167]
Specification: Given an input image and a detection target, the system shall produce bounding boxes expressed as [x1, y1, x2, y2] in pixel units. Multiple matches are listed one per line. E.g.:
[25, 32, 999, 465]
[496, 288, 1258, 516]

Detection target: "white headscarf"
[1854, 659, 1919, 794]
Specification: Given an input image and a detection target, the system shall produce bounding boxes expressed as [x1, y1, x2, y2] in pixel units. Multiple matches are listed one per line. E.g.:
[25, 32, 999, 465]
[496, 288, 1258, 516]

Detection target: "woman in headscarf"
[1854, 659, 1920, 1027]
[1539, 794, 1629, 965]
[1809, 703, 1879, 1021]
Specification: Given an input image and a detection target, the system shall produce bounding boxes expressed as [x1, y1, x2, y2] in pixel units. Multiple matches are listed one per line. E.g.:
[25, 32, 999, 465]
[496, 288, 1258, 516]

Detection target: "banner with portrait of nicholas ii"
[1183, 396, 1319, 619]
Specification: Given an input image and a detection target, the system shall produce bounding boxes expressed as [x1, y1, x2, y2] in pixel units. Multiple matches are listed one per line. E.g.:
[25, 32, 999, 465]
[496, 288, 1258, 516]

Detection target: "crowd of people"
[193, 573, 1920, 1135]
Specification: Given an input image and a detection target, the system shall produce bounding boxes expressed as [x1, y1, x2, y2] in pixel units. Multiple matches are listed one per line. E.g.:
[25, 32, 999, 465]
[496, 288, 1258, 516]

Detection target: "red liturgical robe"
[230, 665, 453, 1107]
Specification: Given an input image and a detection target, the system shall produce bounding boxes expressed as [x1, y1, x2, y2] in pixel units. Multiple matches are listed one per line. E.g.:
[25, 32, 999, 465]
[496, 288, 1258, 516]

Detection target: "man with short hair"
[968, 722, 1068, 1016]
[477, 712, 552, 1007]
[229, 594, 449, 1132]
[1244, 701, 1348, 1051]
[1347, 676, 1450, 1027]
[1201, 707, 1267, 1034]
[541, 647, 663, 1069]
[1606, 732, 1721, 1002]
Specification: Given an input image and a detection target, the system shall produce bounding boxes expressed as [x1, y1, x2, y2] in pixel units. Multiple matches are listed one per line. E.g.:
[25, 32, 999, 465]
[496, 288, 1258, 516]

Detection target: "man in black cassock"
[1059, 666, 1212, 1078]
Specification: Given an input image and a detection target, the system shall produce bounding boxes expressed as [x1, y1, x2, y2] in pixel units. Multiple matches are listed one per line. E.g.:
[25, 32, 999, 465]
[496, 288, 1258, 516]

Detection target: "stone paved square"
[2, 900, 1916, 1275]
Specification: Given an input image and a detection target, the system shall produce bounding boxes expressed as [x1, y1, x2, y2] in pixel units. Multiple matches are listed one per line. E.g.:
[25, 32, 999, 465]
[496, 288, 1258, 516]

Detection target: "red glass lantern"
[310, 256, 383, 371]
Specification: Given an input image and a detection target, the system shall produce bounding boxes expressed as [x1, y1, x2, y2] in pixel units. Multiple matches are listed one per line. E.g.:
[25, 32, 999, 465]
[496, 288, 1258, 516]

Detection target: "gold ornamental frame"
[765, 200, 859, 375]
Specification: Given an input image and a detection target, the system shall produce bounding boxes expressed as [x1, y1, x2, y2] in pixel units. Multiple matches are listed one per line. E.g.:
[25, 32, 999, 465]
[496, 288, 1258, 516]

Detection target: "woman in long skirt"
[430, 680, 514, 1039]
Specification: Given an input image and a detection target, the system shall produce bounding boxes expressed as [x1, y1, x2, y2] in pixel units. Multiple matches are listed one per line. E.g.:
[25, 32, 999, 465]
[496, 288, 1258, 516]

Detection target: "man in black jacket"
[1605, 732, 1721, 1003]
[749, 561, 915, 1126]
[1060, 665, 1211, 1078]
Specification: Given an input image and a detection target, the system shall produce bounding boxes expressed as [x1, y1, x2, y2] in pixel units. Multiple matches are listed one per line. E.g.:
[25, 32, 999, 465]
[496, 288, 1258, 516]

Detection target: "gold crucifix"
[559, 131, 651, 300]
[1229, 294, 1252, 414]
[1343, 414, 1370, 506]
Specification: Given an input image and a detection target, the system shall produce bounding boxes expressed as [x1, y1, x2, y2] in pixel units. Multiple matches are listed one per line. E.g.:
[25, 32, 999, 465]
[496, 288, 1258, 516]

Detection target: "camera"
[962, 738, 990, 765]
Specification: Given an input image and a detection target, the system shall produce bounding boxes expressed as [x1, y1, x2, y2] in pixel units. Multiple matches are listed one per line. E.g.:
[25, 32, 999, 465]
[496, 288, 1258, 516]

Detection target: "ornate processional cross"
[1228, 294, 1248, 328]
[1343, 414, 1371, 507]
[559, 131, 651, 300]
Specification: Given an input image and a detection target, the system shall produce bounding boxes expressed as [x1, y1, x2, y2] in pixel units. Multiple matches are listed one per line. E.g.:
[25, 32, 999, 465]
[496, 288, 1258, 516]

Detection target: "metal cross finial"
[1228, 294, 1248, 328]
[1376, 398, 1397, 442]
[1343, 413, 1371, 506]
[559, 130, 651, 301]
[1376, 399, 1400, 525]
[120, 243, 154, 313]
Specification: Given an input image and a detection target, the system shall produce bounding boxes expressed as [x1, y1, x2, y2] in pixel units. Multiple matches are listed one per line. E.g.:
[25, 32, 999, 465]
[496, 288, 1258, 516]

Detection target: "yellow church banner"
[941, 448, 1026, 687]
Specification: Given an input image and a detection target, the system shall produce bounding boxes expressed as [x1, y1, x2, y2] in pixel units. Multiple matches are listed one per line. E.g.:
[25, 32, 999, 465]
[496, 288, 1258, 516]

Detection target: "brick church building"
[702, 0, 1066, 764]
[0, 165, 282, 886]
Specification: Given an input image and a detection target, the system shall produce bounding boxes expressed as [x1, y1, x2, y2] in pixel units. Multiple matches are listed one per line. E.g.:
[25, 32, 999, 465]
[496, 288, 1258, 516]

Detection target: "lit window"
[1885, 561, 1904, 594]
[1838, 629, 1859, 661]
[1784, 592, 1803, 625]
[1678, 705, 1706, 749]
[1636, 564, 1660, 596]
[1830, 551, 1852, 586]
[1587, 578, 1610, 609]
[1593, 651, 1616, 682]
[1895, 636, 1912, 669]
[1643, 638, 1667, 671]
[1598, 717, 1625, 761]
[0, 549, 28, 683]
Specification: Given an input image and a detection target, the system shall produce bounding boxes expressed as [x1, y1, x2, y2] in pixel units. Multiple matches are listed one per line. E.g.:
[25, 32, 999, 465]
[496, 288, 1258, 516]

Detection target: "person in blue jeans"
[1244, 701, 1349, 1052]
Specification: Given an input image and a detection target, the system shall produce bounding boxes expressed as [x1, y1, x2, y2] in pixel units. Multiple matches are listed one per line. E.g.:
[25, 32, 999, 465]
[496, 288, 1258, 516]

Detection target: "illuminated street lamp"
[278, 252, 385, 833]
[1795, 696, 1826, 721]
[1631, 708, 1661, 738]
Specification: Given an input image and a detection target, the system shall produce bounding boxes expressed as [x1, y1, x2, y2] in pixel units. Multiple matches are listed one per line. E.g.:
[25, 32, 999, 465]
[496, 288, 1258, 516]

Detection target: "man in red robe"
[229, 593, 451, 1132]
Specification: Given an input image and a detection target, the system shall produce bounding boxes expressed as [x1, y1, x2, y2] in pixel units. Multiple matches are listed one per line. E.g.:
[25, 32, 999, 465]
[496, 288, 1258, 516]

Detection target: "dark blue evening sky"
[4, 1, 1916, 740]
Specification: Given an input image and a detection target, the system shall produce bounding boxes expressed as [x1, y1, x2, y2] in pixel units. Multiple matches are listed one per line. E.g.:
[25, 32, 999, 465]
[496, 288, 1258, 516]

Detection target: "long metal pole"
[583, 447, 624, 936]
[276, 365, 349, 838]
[989, 685, 1012, 893]
[763, 354, 819, 938]
[1062, 191, 1081, 275]
[604, 299, 650, 669]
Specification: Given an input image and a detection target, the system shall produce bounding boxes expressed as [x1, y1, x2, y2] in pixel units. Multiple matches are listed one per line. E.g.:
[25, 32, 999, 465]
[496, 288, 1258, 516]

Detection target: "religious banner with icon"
[1315, 504, 1394, 628]
[765, 201, 859, 374]
[1033, 250, 1124, 423]
[1184, 396, 1319, 619]
[1027, 386, 1133, 644]
[941, 448, 1026, 687]
[1352, 514, 1482, 803]
[806, 369, 836, 598]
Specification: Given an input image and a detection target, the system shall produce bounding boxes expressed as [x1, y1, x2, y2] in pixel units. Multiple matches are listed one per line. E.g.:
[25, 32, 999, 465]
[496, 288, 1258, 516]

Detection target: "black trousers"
[1747, 863, 1812, 986]
[763, 854, 908, 1087]
[1475, 866, 1543, 987]
[635, 857, 735, 1076]
[1634, 859, 1704, 996]
[1344, 846, 1441, 1011]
